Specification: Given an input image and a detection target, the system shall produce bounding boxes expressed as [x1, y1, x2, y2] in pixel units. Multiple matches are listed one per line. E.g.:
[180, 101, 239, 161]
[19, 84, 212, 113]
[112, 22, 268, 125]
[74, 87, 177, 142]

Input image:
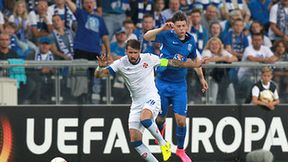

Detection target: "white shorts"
[128, 96, 161, 133]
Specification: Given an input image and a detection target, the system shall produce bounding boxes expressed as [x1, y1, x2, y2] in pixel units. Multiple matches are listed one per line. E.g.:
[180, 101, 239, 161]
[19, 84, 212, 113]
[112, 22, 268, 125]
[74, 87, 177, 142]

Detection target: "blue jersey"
[74, 8, 108, 54]
[155, 30, 197, 83]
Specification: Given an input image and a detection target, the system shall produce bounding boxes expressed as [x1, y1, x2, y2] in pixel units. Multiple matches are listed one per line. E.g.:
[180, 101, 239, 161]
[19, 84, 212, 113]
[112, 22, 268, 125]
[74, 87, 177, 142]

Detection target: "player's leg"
[129, 128, 158, 162]
[140, 99, 171, 161]
[155, 79, 171, 139]
[172, 85, 191, 162]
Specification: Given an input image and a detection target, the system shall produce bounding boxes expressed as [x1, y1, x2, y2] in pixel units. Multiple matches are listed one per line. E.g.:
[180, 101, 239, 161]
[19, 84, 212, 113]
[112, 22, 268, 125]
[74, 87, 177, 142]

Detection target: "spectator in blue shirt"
[65, 0, 110, 59]
[224, 18, 249, 61]
[189, 9, 209, 53]
[248, 0, 272, 33]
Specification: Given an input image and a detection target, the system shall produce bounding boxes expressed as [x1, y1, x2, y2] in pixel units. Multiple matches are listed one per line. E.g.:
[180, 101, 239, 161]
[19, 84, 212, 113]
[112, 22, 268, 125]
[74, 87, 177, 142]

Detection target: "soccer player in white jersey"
[95, 39, 201, 162]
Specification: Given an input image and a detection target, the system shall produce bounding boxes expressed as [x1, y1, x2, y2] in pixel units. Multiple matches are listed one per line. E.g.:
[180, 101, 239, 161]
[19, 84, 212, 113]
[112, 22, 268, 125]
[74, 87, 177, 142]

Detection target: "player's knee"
[130, 140, 143, 148]
[156, 116, 166, 124]
[141, 119, 152, 128]
[176, 118, 186, 127]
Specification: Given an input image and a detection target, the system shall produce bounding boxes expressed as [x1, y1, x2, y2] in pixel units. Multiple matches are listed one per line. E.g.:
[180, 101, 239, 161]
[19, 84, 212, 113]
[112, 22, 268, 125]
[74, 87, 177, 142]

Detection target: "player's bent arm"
[144, 28, 163, 41]
[160, 58, 201, 68]
[94, 67, 110, 78]
[65, 0, 77, 13]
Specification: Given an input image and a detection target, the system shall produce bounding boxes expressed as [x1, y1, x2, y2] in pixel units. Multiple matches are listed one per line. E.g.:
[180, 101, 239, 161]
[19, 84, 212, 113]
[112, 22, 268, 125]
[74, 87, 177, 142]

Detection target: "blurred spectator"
[201, 5, 220, 30]
[27, 0, 54, 12]
[0, 33, 18, 59]
[24, 36, 56, 104]
[224, 18, 248, 61]
[189, 8, 209, 53]
[221, 0, 251, 24]
[49, 14, 74, 60]
[202, 37, 238, 104]
[101, 0, 130, 40]
[48, 0, 76, 30]
[128, 0, 154, 28]
[248, 21, 272, 48]
[161, 0, 180, 20]
[272, 39, 288, 61]
[65, 0, 110, 104]
[249, 66, 279, 110]
[179, 0, 193, 16]
[8, 0, 37, 53]
[0, 11, 4, 32]
[123, 19, 137, 41]
[65, 0, 110, 59]
[28, 0, 53, 40]
[220, 9, 243, 35]
[246, 149, 274, 162]
[154, 0, 166, 28]
[110, 27, 126, 60]
[268, 0, 288, 42]
[193, 0, 222, 11]
[134, 14, 155, 53]
[237, 33, 275, 103]
[110, 28, 129, 104]
[3, 22, 27, 59]
[209, 21, 223, 39]
[248, 0, 272, 32]
[272, 40, 288, 102]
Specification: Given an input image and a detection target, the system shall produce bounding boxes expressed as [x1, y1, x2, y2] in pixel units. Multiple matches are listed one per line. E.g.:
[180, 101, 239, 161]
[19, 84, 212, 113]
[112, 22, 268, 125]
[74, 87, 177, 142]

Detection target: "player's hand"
[200, 78, 208, 93]
[97, 53, 108, 67]
[266, 102, 275, 110]
[161, 22, 174, 31]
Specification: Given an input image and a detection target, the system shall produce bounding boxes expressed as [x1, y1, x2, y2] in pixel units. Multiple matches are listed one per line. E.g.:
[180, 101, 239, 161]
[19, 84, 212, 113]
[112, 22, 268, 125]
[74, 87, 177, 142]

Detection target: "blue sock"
[141, 119, 153, 128]
[131, 140, 143, 148]
[176, 126, 186, 149]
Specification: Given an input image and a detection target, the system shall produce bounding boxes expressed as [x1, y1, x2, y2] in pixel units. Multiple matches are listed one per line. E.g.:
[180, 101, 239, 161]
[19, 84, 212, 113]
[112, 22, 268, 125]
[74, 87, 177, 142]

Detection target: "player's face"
[210, 24, 221, 37]
[126, 46, 140, 64]
[174, 20, 188, 39]
[261, 72, 272, 85]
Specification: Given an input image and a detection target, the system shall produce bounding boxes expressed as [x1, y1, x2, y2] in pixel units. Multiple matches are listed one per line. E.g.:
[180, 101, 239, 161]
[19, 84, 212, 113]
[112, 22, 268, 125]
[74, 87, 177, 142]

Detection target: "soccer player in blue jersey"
[144, 12, 208, 162]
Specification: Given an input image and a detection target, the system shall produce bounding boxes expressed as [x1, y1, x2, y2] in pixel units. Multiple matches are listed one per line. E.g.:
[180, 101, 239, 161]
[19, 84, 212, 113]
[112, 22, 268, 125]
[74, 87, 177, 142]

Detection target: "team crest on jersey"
[173, 54, 186, 61]
[187, 44, 192, 52]
[143, 62, 148, 68]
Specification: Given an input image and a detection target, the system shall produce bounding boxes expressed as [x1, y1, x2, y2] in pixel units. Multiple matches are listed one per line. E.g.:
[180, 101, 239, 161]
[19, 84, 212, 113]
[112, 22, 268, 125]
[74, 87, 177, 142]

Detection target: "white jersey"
[108, 53, 160, 101]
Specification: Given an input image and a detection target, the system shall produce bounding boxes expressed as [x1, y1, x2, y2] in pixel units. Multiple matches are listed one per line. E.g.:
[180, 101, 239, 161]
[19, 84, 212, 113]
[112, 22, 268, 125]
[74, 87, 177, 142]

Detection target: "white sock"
[134, 141, 159, 162]
[141, 119, 166, 146]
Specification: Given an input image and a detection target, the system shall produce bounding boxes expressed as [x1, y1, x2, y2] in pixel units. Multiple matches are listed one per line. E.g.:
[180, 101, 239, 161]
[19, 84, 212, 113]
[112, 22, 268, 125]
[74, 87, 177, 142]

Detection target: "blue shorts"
[156, 79, 188, 116]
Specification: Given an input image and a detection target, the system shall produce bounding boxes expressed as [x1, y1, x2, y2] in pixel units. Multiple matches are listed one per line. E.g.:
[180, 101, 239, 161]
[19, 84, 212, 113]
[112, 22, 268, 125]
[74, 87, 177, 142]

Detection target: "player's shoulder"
[141, 53, 160, 59]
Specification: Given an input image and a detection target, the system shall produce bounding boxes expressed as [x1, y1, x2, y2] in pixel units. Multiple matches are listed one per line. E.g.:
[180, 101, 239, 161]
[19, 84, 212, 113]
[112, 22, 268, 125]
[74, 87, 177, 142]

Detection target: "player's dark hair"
[171, 12, 187, 23]
[126, 39, 140, 50]
[191, 8, 202, 15]
[143, 14, 154, 20]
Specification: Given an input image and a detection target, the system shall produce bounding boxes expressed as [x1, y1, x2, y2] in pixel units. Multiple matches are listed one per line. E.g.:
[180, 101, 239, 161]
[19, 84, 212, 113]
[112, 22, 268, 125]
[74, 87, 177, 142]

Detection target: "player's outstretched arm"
[160, 57, 201, 68]
[94, 55, 110, 78]
[144, 22, 174, 41]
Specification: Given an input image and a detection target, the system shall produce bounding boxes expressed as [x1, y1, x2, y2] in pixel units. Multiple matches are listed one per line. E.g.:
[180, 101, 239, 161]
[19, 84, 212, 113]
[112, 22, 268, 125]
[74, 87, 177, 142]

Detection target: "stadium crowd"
[0, 0, 287, 105]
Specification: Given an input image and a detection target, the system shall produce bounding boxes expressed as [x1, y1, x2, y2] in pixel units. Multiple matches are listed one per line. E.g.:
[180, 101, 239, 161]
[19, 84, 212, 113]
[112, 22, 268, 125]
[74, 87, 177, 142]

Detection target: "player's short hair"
[143, 14, 154, 20]
[171, 12, 187, 23]
[126, 39, 140, 50]
[123, 19, 135, 26]
[261, 66, 273, 74]
[3, 22, 17, 30]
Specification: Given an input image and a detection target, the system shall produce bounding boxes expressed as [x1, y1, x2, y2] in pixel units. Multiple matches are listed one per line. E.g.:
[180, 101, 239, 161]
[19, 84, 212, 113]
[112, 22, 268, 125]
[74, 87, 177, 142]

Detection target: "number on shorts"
[146, 99, 155, 106]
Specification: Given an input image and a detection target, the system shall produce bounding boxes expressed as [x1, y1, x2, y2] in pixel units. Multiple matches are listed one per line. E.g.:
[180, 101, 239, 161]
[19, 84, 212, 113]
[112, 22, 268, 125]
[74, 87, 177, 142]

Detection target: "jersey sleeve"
[187, 41, 197, 59]
[154, 30, 167, 43]
[148, 53, 160, 66]
[108, 59, 121, 74]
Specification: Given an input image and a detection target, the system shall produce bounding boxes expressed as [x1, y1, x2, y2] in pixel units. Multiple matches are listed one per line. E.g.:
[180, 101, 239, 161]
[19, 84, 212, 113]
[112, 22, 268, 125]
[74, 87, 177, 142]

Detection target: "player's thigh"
[141, 97, 161, 120]
[172, 86, 188, 116]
